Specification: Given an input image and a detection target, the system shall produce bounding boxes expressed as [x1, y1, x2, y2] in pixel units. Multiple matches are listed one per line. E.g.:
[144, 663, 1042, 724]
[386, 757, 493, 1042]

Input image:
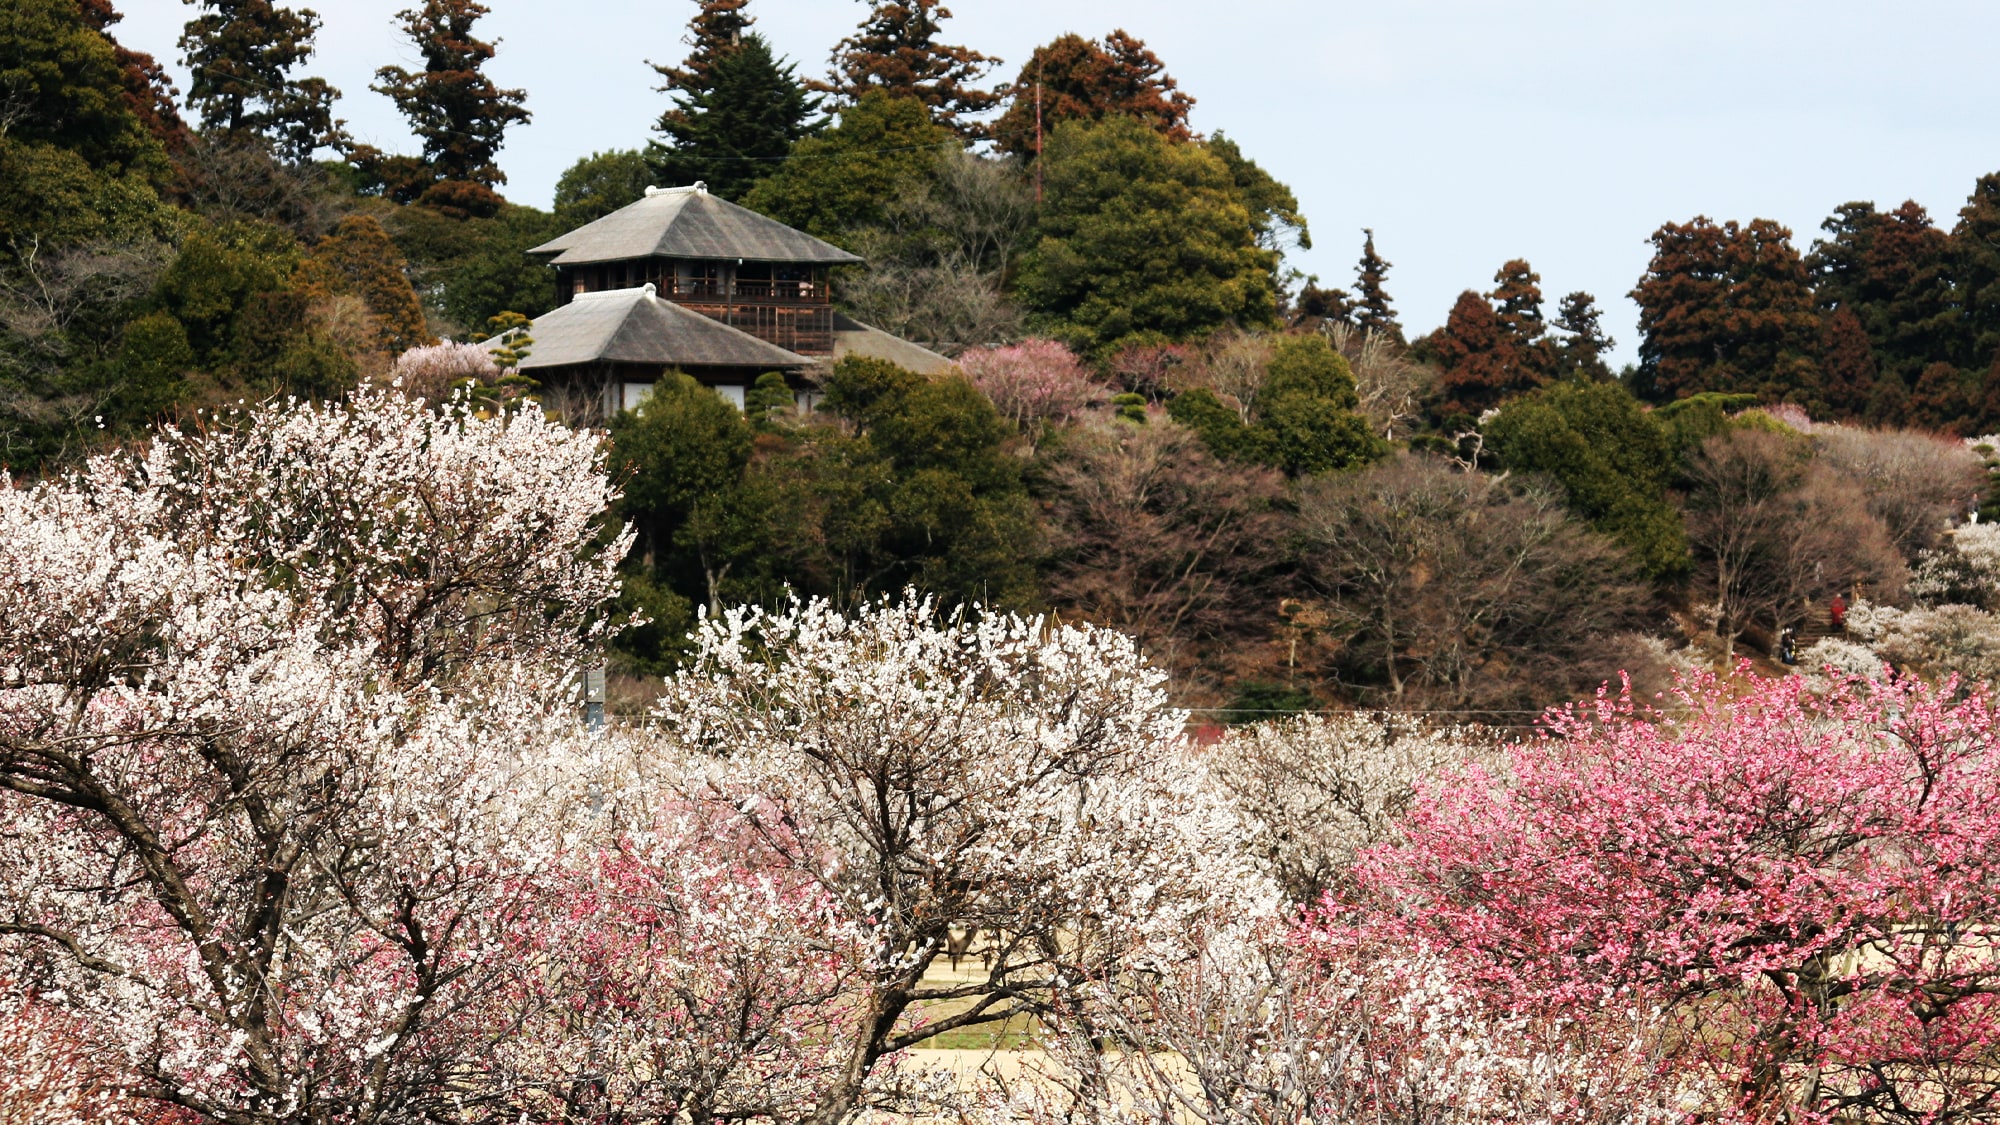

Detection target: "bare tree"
[1170, 328, 1275, 422]
[1042, 418, 1292, 690]
[1325, 322, 1434, 441]
[1811, 424, 1983, 560]
[1297, 454, 1652, 714]
[1682, 428, 1906, 655]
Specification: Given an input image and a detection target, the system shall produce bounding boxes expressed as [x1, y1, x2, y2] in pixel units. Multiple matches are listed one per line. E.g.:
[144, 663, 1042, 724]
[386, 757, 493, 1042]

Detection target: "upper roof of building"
[499, 285, 808, 371]
[528, 183, 865, 267]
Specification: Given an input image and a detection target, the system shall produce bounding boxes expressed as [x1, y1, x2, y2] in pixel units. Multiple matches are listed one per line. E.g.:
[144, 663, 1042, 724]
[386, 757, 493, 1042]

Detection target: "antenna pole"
[1034, 63, 1044, 203]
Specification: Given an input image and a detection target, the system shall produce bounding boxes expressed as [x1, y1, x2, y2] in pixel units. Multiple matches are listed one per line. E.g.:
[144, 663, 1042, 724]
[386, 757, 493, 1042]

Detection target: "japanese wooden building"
[507, 182, 950, 420]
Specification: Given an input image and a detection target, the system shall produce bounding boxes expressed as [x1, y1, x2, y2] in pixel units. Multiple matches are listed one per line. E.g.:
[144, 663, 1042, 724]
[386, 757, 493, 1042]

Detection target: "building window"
[714, 384, 746, 411]
[621, 382, 653, 412]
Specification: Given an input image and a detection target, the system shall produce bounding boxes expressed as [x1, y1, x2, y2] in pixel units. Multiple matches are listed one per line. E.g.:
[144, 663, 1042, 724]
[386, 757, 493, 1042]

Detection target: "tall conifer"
[822, 0, 998, 140]
[651, 31, 819, 200]
[991, 31, 1191, 158]
[372, 0, 530, 216]
[1354, 229, 1400, 340]
[179, 0, 345, 161]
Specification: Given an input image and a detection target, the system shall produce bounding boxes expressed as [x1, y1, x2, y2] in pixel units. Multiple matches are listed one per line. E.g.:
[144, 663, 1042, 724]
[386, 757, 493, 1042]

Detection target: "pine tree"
[371, 0, 530, 216]
[179, 0, 345, 162]
[822, 0, 998, 140]
[1354, 229, 1400, 340]
[991, 30, 1193, 158]
[651, 32, 819, 200]
[1553, 291, 1613, 380]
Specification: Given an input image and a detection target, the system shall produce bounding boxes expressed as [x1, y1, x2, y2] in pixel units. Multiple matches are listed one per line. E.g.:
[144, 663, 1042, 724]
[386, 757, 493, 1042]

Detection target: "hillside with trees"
[13, 4, 2000, 1120]
[4, 0, 2000, 722]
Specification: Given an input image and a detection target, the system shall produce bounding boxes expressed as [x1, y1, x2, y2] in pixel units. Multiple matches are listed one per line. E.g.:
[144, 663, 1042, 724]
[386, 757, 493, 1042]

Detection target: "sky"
[113, 0, 2000, 366]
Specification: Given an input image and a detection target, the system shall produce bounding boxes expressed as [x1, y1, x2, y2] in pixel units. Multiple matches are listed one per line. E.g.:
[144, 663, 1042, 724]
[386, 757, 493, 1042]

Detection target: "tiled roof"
[829, 313, 956, 375]
[528, 184, 865, 267]
[501, 285, 808, 371]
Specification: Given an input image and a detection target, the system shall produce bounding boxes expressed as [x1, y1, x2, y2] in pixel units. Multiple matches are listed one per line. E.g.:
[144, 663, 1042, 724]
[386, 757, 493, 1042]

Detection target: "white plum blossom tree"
[639, 594, 1276, 1124]
[0, 390, 629, 1124]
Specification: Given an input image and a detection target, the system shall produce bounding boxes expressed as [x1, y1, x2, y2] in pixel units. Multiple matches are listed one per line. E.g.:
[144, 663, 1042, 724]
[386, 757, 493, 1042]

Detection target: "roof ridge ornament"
[641, 282, 657, 298]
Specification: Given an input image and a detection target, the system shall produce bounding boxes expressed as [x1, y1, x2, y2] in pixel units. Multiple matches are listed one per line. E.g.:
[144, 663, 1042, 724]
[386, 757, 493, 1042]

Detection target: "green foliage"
[1219, 680, 1316, 725]
[0, 0, 168, 179]
[0, 138, 176, 250]
[1486, 380, 1691, 579]
[745, 370, 795, 426]
[1207, 132, 1309, 253]
[818, 356, 1040, 604]
[154, 221, 301, 363]
[389, 203, 561, 335]
[1110, 392, 1148, 423]
[739, 91, 952, 245]
[553, 149, 654, 226]
[1013, 116, 1279, 358]
[179, 0, 346, 162]
[651, 31, 820, 201]
[1167, 335, 1382, 476]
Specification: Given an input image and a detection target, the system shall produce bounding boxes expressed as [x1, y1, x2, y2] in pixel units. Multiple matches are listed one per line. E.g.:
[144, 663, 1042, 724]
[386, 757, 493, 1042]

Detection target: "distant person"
[1830, 594, 1847, 631]
[1778, 628, 1796, 665]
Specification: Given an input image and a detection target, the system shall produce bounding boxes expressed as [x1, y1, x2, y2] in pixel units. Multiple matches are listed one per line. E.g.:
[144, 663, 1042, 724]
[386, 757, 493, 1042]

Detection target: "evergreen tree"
[1012, 115, 1276, 357]
[1908, 361, 1972, 434]
[1817, 306, 1879, 421]
[179, 0, 345, 162]
[1208, 132, 1310, 255]
[1167, 335, 1382, 476]
[1553, 290, 1613, 380]
[1630, 216, 1819, 404]
[650, 0, 753, 93]
[76, 0, 192, 156]
[1489, 259, 1546, 340]
[1486, 380, 1690, 579]
[371, 0, 530, 217]
[822, 0, 999, 140]
[1429, 289, 1538, 420]
[1954, 174, 2000, 371]
[1809, 199, 1956, 388]
[739, 91, 951, 244]
[2, 0, 168, 175]
[1354, 228, 1400, 340]
[650, 31, 818, 200]
[991, 30, 1193, 158]
[553, 149, 655, 226]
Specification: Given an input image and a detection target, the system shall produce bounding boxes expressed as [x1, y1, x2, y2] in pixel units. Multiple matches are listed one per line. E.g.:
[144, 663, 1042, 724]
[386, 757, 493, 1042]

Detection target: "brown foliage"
[990, 30, 1194, 157]
[1631, 216, 1820, 403]
[820, 0, 999, 139]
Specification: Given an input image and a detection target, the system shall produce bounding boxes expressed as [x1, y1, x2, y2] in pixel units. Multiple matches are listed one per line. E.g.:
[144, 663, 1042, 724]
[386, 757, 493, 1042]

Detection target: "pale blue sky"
[115, 0, 2000, 365]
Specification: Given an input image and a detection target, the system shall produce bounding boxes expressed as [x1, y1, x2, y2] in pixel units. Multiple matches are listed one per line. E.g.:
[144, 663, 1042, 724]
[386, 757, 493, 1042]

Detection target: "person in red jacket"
[1830, 594, 1847, 631]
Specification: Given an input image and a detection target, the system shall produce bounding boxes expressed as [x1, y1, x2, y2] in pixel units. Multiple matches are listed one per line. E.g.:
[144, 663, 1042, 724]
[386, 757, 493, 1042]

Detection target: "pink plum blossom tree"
[1359, 670, 2000, 1125]
[955, 338, 1106, 443]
